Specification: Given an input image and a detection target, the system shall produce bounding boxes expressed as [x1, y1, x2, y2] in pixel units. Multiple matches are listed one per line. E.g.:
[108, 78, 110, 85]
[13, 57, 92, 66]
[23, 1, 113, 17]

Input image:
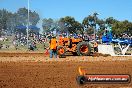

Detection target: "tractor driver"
[49, 35, 57, 58]
[58, 34, 64, 46]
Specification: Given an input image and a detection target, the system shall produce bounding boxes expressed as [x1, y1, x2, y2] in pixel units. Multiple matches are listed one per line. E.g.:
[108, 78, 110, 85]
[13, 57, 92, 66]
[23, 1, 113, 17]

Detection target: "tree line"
[0, 8, 40, 36]
[0, 8, 132, 37]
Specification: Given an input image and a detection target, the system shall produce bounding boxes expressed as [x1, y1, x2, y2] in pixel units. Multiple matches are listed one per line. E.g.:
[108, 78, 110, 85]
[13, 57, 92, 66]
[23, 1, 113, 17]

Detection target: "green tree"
[15, 8, 40, 34]
[59, 16, 82, 34]
[0, 9, 8, 30]
[42, 18, 54, 33]
[0, 9, 14, 36]
[112, 20, 132, 36]
[16, 7, 40, 26]
[82, 13, 98, 35]
[0, 8, 40, 36]
[96, 19, 105, 36]
[86, 27, 94, 35]
[127, 22, 132, 35]
[105, 17, 117, 25]
[29, 11, 40, 25]
[6, 12, 16, 35]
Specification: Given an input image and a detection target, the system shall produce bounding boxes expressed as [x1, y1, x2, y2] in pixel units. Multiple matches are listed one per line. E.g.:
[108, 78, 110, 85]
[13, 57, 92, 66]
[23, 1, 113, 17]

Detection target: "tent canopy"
[16, 25, 40, 30]
[16, 25, 27, 30]
[29, 25, 40, 30]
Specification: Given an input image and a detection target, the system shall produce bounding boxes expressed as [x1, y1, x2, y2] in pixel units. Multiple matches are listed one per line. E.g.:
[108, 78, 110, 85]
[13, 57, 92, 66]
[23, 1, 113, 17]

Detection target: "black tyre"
[76, 76, 86, 85]
[57, 46, 66, 56]
[76, 42, 91, 56]
[72, 52, 77, 56]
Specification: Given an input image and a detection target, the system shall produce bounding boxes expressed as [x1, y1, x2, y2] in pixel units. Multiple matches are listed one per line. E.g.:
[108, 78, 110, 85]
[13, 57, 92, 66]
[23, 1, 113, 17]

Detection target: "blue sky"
[0, 0, 132, 23]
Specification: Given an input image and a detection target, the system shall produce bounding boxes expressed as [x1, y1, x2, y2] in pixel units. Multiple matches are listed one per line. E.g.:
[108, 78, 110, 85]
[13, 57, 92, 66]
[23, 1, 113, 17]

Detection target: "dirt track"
[0, 52, 132, 88]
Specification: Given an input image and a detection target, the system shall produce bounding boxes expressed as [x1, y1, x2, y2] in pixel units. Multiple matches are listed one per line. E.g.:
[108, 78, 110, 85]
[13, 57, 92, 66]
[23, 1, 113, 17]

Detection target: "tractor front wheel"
[57, 46, 66, 56]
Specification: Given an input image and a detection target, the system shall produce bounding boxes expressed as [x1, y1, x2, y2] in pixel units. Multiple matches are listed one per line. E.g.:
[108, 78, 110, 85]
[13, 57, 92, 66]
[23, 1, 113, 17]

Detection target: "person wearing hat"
[49, 35, 57, 58]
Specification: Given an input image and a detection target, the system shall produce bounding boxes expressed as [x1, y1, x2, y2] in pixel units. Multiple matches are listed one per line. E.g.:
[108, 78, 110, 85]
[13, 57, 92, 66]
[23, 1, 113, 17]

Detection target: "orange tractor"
[57, 36, 92, 56]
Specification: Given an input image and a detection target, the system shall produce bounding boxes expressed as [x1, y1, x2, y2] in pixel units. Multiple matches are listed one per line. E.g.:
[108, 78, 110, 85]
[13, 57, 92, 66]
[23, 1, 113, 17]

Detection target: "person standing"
[49, 36, 57, 58]
[94, 41, 98, 52]
[43, 38, 47, 49]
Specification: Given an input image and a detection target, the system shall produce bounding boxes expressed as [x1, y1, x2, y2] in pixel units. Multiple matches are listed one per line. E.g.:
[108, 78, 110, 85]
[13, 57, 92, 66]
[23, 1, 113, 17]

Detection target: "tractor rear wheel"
[57, 46, 66, 56]
[76, 42, 91, 56]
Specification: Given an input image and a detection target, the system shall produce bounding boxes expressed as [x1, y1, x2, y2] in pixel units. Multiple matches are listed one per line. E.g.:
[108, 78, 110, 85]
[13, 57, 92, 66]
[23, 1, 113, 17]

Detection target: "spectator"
[83, 34, 89, 41]
[13, 40, 18, 50]
[0, 44, 3, 49]
[29, 41, 34, 51]
[93, 41, 98, 52]
[42, 38, 46, 49]
[33, 41, 37, 50]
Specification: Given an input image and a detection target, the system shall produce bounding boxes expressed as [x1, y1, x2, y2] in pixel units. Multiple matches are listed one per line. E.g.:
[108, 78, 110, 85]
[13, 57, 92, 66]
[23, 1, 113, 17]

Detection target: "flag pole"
[27, 0, 29, 49]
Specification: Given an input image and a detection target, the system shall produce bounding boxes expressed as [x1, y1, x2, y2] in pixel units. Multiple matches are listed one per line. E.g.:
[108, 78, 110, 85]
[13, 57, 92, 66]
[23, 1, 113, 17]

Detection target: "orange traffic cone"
[44, 49, 49, 56]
